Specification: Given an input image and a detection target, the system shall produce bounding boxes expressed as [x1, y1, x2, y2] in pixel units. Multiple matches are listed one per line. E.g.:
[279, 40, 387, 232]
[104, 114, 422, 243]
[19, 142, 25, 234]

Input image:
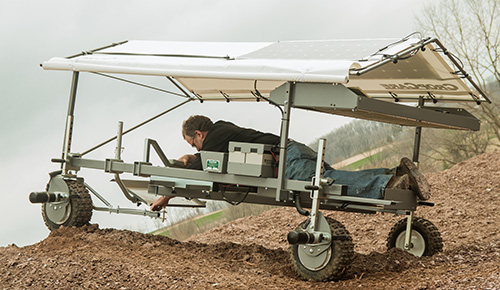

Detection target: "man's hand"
[178, 154, 196, 166]
[150, 196, 172, 211]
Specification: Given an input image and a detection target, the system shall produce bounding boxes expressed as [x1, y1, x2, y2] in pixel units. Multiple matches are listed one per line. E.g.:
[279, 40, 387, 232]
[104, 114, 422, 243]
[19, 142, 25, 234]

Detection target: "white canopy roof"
[42, 35, 488, 103]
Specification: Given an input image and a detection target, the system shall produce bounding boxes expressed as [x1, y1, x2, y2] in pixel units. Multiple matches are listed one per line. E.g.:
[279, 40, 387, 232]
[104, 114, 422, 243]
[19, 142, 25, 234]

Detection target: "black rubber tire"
[42, 179, 93, 231]
[289, 217, 354, 281]
[386, 217, 443, 257]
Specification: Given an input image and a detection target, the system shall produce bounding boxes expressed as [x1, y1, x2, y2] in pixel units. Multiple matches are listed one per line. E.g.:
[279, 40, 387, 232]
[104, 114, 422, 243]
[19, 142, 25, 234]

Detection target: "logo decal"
[206, 159, 220, 171]
[380, 83, 459, 91]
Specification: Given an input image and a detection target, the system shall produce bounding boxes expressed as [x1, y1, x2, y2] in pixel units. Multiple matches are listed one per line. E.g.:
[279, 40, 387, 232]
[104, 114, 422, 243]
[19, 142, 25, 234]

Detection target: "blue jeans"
[284, 141, 393, 199]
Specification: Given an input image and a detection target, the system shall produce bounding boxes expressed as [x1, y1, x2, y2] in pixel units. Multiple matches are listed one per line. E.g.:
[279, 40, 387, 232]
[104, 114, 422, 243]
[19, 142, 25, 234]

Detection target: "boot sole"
[400, 158, 431, 200]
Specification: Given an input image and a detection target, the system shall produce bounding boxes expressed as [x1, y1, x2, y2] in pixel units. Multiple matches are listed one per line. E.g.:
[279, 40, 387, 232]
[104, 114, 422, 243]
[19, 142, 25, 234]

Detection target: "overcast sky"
[0, 0, 433, 247]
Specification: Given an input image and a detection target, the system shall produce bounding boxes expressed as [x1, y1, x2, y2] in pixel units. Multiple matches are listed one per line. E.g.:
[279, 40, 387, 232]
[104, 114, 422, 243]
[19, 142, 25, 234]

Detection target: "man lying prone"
[150, 115, 430, 211]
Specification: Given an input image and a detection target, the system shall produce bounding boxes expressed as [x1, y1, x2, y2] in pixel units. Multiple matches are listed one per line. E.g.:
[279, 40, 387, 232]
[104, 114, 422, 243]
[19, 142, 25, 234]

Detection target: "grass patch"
[340, 151, 383, 170]
[193, 210, 224, 228]
[158, 229, 171, 237]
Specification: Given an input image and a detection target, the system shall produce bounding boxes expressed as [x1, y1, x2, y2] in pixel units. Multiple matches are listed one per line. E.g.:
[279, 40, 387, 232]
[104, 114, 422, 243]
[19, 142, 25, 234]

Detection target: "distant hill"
[309, 119, 405, 166]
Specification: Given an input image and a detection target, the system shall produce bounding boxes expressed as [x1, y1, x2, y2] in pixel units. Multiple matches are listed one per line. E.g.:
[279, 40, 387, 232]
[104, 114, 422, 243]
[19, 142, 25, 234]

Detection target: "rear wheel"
[42, 179, 93, 231]
[386, 217, 443, 257]
[289, 217, 354, 281]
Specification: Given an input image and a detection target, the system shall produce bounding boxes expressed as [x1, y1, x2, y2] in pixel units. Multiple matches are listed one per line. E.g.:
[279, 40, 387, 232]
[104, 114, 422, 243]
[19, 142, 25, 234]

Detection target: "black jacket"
[188, 120, 280, 170]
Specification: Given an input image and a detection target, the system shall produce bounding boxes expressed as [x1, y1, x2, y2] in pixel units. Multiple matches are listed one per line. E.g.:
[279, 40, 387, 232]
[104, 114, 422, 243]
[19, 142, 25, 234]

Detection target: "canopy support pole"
[62, 71, 79, 174]
[80, 99, 192, 156]
[412, 96, 425, 164]
[92, 72, 190, 99]
[276, 82, 294, 201]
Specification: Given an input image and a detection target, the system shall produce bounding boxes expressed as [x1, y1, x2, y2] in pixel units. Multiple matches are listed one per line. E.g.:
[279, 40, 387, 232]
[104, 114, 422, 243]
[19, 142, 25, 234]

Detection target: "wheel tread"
[42, 179, 93, 231]
[289, 217, 354, 281]
[386, 217, 443, 256]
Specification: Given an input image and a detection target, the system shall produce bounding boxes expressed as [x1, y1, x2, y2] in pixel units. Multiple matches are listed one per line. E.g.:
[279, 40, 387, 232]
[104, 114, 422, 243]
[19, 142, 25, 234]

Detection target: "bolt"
[309, 249, 314, 253]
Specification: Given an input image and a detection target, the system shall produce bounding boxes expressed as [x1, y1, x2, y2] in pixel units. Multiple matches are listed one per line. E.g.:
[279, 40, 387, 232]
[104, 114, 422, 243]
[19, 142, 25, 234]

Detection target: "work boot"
[388, 174, 410, 190]
[399, 157, 431, 200]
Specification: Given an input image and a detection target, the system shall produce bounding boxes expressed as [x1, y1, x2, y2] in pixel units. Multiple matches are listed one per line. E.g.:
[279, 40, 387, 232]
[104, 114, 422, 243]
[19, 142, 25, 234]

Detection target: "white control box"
[227, 142, 277, 177]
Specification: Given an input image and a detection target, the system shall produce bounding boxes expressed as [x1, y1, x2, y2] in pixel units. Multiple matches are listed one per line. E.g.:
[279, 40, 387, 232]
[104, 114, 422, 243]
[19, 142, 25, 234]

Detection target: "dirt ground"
[2, 151, 500, 289]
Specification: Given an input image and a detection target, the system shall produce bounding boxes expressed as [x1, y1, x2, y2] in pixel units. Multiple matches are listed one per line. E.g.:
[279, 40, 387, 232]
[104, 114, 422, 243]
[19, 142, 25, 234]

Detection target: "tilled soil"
[2, 151, 500, 289]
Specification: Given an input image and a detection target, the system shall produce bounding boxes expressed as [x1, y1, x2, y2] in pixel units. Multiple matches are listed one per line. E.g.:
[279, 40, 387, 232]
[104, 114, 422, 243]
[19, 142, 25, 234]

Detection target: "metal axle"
[29, 191, 68, 203]
[287, 230, 338, 245]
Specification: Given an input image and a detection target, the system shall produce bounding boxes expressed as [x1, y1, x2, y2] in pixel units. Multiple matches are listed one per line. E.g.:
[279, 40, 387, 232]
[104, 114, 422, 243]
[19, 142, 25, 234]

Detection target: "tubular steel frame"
[33, 35, 492, 264]
[350, 37, 490, 104]
[52, 37, 486, 254]
[56, 70, 453, 219]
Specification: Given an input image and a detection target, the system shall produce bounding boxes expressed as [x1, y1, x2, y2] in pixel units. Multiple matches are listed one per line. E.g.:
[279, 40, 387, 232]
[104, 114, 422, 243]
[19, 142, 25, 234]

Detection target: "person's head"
[182, 115, 213, 151]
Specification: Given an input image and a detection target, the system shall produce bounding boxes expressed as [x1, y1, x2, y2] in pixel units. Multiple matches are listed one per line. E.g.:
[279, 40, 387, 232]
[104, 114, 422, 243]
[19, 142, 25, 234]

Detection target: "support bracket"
[104, 159, 124, 174]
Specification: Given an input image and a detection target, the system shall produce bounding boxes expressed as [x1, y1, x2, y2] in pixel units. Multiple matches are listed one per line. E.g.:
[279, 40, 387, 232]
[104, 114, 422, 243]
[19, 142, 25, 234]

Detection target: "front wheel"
[288, 217, 354, 281]
[42, 178, 93, 231]
[386, 217, 443, 257]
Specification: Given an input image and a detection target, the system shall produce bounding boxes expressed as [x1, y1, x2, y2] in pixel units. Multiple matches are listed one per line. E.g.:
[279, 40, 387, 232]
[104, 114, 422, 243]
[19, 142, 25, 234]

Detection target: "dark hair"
[182, 115, 213, 138]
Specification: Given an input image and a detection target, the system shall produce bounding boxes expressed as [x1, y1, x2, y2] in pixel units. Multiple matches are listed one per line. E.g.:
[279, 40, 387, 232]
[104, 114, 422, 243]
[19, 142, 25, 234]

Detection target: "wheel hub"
[298, 244, 332, 271]
[44, 200, 72, 225]
[395, 229, 425, 257]
[296, 212, 333, 271]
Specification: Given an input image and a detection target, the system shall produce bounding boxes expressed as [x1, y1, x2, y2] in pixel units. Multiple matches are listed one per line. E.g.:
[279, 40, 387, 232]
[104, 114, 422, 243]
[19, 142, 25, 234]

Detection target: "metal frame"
[269, 82, 481, 131]
[42, 39, 487, 259]
[54, 72, 478, 219]
[61, 72, 79, 174]
[30, 35, 494, 264]
[350, 37, 491, 104]
[275, 82, 294, 201]
[309, 139, 327, 232]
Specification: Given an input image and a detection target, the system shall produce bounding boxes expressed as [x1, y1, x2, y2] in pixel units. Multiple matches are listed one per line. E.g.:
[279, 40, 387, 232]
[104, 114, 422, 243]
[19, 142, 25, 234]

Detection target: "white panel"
[41, 37, 486, 103]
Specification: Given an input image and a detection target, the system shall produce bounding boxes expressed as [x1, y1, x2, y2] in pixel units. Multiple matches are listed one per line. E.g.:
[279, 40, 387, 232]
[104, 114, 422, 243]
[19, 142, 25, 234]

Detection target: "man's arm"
[178, 154, 197, 166]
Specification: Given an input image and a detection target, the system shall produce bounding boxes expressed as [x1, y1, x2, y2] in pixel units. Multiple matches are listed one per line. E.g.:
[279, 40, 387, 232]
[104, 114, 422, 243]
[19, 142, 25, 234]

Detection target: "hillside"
[2, 151, 500, 289]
